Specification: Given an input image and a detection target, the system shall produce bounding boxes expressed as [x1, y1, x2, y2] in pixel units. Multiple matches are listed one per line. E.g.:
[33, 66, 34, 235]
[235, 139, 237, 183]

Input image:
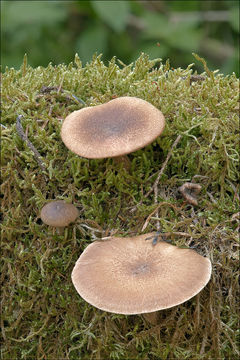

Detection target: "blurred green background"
[1, 0, 239, 75]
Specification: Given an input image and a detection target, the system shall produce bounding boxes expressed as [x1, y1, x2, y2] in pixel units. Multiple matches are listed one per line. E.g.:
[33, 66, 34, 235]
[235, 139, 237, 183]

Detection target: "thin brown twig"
[130, 134, 182, 214]
[153, 135, 182, 203]
[57, 75, 65, 93]
[153, 135, 182, 229]
[146, 231, 192, 240]
[9, 315, 50, 342]
[226, 179, 240, 202]
[16, 115, 48, 179]
[200, 332, 208, 355]
[141, 202, 184, 231]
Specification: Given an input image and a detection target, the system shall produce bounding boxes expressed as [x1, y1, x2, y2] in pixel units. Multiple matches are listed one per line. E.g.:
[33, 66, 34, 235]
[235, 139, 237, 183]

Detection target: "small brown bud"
[178, 182, 202, 206]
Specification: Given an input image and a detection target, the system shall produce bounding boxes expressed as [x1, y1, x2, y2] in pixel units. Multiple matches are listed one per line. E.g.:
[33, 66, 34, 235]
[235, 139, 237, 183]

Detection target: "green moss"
[1, 53, 239, 359]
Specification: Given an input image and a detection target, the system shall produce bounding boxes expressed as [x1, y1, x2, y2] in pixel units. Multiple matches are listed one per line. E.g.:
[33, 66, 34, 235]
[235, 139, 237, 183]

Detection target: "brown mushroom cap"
[178, 182, 202, 206]
[40, 200, 79, 227]
[61, 97, 165, 159]
[71, 233, 212, 314]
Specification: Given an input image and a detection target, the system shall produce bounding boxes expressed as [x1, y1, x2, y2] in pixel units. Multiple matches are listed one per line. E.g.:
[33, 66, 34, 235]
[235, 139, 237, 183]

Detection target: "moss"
[1, 53, 239, 359]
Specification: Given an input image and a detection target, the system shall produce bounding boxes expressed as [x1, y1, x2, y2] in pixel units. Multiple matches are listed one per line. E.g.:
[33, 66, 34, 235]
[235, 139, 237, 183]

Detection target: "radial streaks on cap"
[61, 97, 165, 158]
[71, 233, 212, 314]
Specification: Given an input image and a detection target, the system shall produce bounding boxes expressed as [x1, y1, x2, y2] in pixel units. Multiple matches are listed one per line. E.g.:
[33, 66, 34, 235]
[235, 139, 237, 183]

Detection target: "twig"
[226, 179, 240, 202]
[141, 202, 183, 232]
[209, 126, 218, 149]
[200, 332, 208, 356]
[130, 135, 182, 214]
[10, 315, 50, 342]
[207, 191, 217, 204]
[145, 231, 192, 246]
[191, 174, 208, 181]
[153, 135, 182, 202]
[145, 135, 182, 200]
[153, 135, 182, 229]
[70, 94, 86, 106]
[39, 86, 58, 94]
[57, 75, 65, 93]
[16, 115, 48, 178]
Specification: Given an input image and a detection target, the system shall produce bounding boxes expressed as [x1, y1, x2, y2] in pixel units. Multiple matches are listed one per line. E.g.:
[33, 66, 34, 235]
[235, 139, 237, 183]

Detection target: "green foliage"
[2, 0, 65, 27]
[1, 54, 239, 359]
[91, 0, 130, 33]
[230, 4, 240, 32]
[142, 11, 202, 52]
[1, 0, 239, 75]
[75, 24, 108, 65]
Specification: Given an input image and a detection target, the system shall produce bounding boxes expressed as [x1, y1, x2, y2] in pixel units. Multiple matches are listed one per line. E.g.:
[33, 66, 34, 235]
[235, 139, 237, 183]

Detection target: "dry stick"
[130, 134, 182, 214]
[16, 115, 48, 179]
[226, 178, 240, 202]
[147, 135, 182, 200]
[57, 74, 65, 93]
[199, 332, 208, 356]
[70, 93, 86, 106]
[10, 315, 50, 342]
[142, 202, 183, 232]
[145, 231, 192, 242]
[153, 135, 182, 200]
[153, 134, 182, 230]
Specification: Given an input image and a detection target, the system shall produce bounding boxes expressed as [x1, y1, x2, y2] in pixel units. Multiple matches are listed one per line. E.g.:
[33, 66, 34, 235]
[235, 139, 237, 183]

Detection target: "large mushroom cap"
[61, 97, 165, 159]
[40, 200, 79, 227]
[71, 233, 212, 314]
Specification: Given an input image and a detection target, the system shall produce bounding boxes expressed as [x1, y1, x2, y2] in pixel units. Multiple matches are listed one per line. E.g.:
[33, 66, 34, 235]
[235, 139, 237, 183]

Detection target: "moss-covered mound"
[1, 54, 239, 359]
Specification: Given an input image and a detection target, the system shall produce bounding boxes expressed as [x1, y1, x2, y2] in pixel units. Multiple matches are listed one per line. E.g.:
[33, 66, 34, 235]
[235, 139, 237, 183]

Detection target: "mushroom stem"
[56, 227, 65, 236]
[142, 311, 159, 325]
[113, 155, 131, 170]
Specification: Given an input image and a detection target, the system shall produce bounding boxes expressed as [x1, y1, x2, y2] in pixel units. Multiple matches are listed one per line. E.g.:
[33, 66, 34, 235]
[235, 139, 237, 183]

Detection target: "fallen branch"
[16, 115, 48, 179]
[145, 231, 192, 246]
[153, 135, 182, 202]
[141, 202, 183, 232]
[153, 134, 182, 229]
[130, 134, 182, 214]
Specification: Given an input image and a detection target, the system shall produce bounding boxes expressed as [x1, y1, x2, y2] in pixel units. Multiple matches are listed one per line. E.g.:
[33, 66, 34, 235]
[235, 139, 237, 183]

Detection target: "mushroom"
[40, 200, 79, 233]
[71, 233, 211, 323]
[178, 182, 202, 206]
[61, 96, 165, 168]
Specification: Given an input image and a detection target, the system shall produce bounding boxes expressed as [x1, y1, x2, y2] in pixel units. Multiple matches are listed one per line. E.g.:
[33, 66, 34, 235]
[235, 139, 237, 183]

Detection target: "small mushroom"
[71, 233, 211, 322]
[40, 200, 79, 233]
[178, 182, 202, 206]
[61, 96, 165, 168]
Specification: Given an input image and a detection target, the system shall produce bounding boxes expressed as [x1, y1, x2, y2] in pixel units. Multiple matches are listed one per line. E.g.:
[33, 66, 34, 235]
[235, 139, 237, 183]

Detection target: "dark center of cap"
[76, 104, 145, 144]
